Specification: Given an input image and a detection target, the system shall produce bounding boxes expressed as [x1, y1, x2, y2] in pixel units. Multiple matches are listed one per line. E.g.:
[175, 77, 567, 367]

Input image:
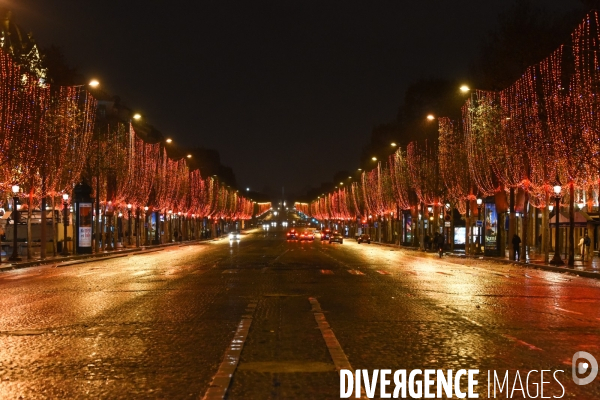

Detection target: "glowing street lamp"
[166, 138, 173, 144]
[89, 79, 100, 88]
[371, 157, 377, 161]
[133, 113, 142, 121]
[460, 85, 471, 93]
[426, 114, 435, 121]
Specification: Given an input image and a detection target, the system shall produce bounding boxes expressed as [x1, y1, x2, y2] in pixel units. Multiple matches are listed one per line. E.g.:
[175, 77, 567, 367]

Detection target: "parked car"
[357, 233, 371, 244]
[329, 231, 343, 244]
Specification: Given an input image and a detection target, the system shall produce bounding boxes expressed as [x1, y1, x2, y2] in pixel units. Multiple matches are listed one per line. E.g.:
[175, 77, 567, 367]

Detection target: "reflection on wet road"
[0, 229, 598, 398]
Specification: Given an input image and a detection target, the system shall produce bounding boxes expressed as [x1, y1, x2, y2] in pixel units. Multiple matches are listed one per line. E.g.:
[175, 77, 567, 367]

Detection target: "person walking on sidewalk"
[583, 233, 591, 261]
[436, 232, 445, 258]
[512, 234, 521, 261]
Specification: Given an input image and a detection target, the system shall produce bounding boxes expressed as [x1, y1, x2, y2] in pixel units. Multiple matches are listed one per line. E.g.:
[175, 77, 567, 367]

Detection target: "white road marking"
[347, 269, 365, 275]
[501, 334, 543, 351]
[308, 297, 368, 399]
[201, 302, 257, 400]
[553, 306, 583, 315]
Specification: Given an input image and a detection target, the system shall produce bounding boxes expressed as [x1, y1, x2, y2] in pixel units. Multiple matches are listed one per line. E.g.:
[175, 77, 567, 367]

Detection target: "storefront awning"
[549, 211, 590, 227]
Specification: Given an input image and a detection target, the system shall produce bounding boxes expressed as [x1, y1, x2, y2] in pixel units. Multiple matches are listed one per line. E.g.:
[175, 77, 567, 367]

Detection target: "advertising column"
[74, 182, 93, 254]
[78, 203, 93, 253]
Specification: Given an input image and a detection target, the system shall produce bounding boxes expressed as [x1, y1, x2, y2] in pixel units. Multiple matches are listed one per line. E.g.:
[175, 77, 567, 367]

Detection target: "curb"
[368, 240, 600, 280]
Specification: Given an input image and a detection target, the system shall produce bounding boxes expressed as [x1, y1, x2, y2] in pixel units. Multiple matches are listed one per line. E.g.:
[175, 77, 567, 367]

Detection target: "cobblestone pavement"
[0, 228, 598, 399]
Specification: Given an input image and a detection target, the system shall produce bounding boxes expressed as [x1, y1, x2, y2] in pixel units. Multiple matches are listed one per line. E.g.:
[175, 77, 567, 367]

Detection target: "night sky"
[10, 0, 581, 197]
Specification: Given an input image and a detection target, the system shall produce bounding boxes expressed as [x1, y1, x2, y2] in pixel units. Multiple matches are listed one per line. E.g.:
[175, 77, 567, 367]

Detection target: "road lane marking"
[461, 316, 483, 327]
[501, 334, 543, 351]
[320, 269, 334, 275]
[309, 298, 352, 371]
[436, 271, 453, 276]
[269, 249, 290, 264]
[347, 269, 365, 275]
[376, 270, 390, 275]
[309, 297, 368, 399]
[222, 269, 238, 274]
[553, 306, 583, 315]
[201, 302, 257, 400]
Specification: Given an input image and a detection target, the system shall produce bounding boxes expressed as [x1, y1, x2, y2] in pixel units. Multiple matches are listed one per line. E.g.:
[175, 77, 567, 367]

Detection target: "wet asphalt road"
[0, 228, 598, 399]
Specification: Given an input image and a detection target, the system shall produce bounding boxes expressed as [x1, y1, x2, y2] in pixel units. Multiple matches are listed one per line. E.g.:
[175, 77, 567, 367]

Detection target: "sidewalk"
[0, 235, 226, 273]
[370, 241, 600, 279]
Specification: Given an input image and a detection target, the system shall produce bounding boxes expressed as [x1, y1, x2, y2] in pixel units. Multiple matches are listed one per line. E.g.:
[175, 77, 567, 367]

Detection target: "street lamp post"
[8, 184, 21, 262]
[127, 203, 132, 247]
[61, 193, 70, 256]
[178, 211, 182, 242]
[476, 198, 483, 254]
[427, 205, 433, 238]
[550, 185, 564, 265]
[144, 206, 149, 245]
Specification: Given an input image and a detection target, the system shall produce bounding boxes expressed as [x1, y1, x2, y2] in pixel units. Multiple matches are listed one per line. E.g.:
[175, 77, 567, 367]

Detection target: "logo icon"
[572, 351, 598, 385]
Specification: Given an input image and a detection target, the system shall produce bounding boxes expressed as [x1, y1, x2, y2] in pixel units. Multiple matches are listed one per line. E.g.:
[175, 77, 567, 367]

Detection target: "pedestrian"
[512, 233, 521, 261]
[436, 232, 445, 257]
[583, 233, 591, 261]
[424, 234, 430, 251]
[579, 236, 585, 258]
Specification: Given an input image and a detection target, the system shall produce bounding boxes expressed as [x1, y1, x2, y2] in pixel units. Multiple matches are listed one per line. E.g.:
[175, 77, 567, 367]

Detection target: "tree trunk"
[568, 181, 575, 266]
[543, 192, 550, 263]
[465, 202, 471, 255]
[419, 203, 425, 250]
[521, 193, 529, 262]
[27, 188, 32, 260]
[508, 188, 516, 260]
[51, 196, 57, 256]
[40, 186, 46, 260]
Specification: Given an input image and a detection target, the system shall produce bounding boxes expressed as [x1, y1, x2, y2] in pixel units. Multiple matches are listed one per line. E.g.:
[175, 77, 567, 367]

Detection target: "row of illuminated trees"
[0, 42, 263, 258]
[306, 11, 600, 266]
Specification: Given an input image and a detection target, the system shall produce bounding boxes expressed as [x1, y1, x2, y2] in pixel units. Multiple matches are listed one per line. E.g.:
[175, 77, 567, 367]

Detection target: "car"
[321, 229, 332, 241]
[329, 231, 343, 244]
[286, 229, 298, 240]
[357, 233, 371, 244]
[299, 231, 314, 241]
[229, 231, 241, 241]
